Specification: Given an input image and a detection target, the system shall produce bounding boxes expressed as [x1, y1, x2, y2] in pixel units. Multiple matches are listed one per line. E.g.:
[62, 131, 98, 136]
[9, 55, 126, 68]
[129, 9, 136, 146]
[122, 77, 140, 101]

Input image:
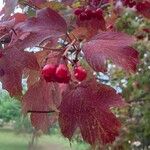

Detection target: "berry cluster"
[42, 64, 87, 83]
[74, 6, 103, 21]
[124, 0, 136, 8]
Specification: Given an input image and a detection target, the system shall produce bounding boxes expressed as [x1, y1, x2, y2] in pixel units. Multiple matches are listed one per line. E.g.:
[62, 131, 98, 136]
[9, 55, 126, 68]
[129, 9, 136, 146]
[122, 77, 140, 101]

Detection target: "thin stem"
[35, 46, 64, 51]
[66, 32, 77, 50]
[63, 39, 77, 56]
[22, 1, 40, 10]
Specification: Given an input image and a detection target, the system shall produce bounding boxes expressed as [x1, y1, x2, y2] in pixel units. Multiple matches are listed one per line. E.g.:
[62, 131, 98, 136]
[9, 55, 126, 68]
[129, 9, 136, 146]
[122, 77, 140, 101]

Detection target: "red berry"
[79, 12, 88, 21]
[85, 8, 93, 19]
[56, 74, 71, 83]
[55, 64, 70, 83]
[74, 8, 83, 16]
[42, 64, 57, 82]
[95, 8, 103, 19]
[74, 66, 87, 81]
[96, 8, 103, 15]
[91, 10, 97, 18]
[55, 64, 68, 78]
[128, 1, 136, 7]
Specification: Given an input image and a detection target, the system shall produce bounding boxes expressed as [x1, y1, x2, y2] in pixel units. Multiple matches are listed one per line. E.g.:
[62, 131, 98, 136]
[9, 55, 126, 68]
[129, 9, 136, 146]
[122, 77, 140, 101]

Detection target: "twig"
[63, 39, 76, 56]
[35, 46, 64, 52]
[21, 1, 40, 10]
[66, 32, 77, 50]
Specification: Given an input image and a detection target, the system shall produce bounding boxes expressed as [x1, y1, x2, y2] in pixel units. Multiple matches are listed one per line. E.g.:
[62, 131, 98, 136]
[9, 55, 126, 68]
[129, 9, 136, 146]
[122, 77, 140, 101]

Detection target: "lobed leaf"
[9, 8, 67, 49]
[59, 81, 125, 145]
[30, 113, 58, 132]
[22, 79, 61, 113]
[0, 47, 39, 96]
[22, 79, 61, 132]
[82, 31, 139, 72]
[76, 18, 106, 38]
[31, 113, 50, 132]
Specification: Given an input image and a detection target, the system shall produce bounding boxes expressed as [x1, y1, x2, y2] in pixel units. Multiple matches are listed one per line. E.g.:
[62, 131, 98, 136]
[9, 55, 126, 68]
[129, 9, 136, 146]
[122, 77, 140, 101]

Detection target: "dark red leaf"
[82, 31, 139, 72]
[22, 79, 61, 113]
[77, 17, 106, 36]
[0, 13, 27, 46]
[59, 81, 125, 145]
[0, 68, 22, 97]
[10, 13, 28, 24]
[30, 113, 57, 132]
[0, 47, 39, 96]
[9, 8, 67, 49]
[31, 113, 50, 132]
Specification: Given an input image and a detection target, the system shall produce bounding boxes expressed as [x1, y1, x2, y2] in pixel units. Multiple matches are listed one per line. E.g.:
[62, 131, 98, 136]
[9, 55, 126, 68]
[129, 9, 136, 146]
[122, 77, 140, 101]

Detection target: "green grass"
[0, 129, 29, 150]
[0, 129, 89, 150]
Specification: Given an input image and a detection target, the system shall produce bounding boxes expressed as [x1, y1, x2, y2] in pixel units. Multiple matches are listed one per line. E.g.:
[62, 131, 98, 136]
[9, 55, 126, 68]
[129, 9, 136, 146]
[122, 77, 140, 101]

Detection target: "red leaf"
[10, 13, 28, 24]
[136, 1, 150, 19]
[31, 113, 58, 132]
[77, 17, 106, 36]
[0, 47, 39, 96]
[22, 79, 61, 113]
[0, 68, 22, 97]
[23, 79, 61, 132]
[59, 81, 125, 145]
[31, 113, 50, 132]
[9, 8, 67, 49]
[82, 31, 139, 72]
[26, 70, 39, 88]
[0, 13, 27, 42]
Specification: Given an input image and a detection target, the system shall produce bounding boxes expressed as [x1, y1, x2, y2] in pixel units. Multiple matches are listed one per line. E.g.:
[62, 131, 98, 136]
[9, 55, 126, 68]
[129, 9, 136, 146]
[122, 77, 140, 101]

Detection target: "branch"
[35, 46, 64, 52]
[20, 1, 40, 10]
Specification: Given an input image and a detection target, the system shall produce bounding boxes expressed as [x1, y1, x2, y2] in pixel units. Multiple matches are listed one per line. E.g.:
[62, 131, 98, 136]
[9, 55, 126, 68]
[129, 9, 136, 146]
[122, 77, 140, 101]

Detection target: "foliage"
[0, 0, 149, 148]
[0, 91, 20, 122]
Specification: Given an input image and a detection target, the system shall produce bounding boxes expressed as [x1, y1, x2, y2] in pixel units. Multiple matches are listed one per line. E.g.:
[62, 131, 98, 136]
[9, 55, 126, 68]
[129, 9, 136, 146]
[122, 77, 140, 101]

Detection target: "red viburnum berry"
[42, 64, 57, 82]
[74, 8, 84, 16]
[56, 74, 71, 83]
[96, 8, 103, 16]
[91, 10, 97, 18]
[85, 7, 93, 19]
[124, 0, 136, 8]
[74, 66, 87, 81]
[79, 12, 88, 21]
[55, 64, 70, 83]
[128, 1, 136, 7]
